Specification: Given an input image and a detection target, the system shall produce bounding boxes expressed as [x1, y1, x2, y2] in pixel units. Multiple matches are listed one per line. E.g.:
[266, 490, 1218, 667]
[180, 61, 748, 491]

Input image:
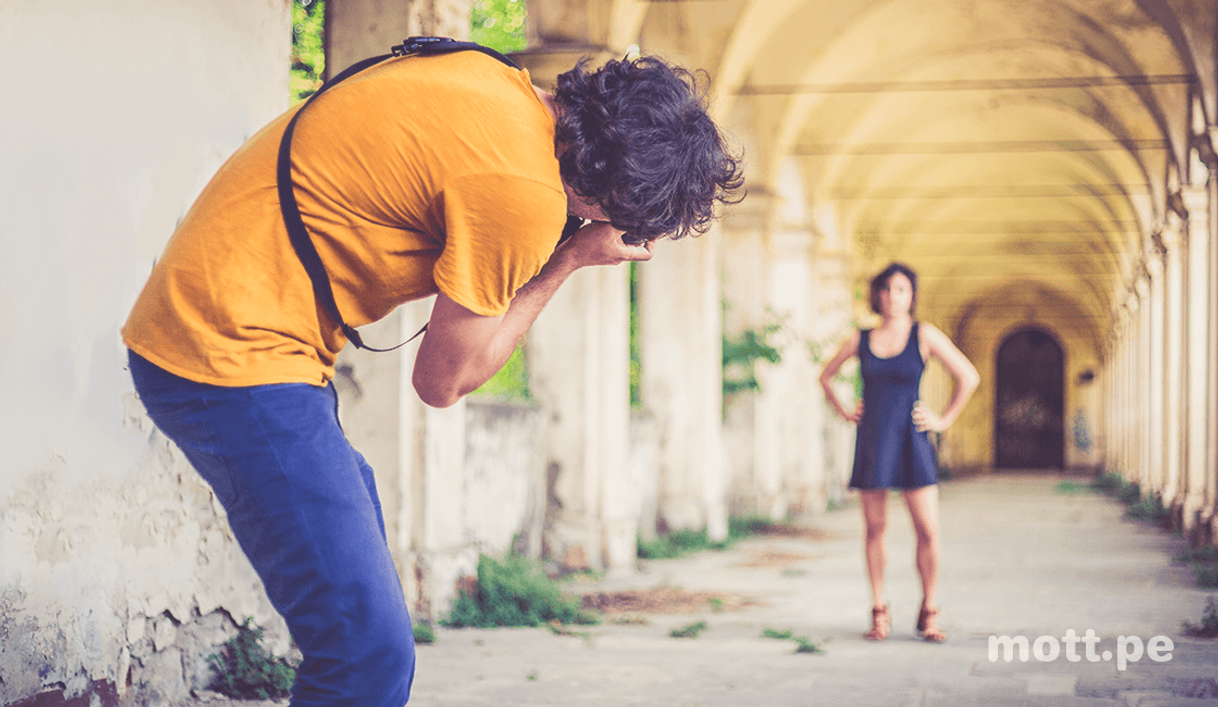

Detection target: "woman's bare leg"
[860, 490, 889, 608]
[904, 484, 944, 639]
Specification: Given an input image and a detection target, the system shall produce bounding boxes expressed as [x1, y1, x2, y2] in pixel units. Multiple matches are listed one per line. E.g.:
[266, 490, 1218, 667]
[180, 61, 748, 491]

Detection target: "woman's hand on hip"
[912, 401, 946, 432]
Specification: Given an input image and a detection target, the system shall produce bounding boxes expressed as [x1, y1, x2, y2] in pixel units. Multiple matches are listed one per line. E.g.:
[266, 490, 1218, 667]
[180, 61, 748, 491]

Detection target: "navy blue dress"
[849, 323, 938, 489]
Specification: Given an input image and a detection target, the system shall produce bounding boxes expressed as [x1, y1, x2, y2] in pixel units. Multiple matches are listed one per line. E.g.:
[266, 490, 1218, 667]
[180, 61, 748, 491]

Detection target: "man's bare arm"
[412, 222, 654, 408]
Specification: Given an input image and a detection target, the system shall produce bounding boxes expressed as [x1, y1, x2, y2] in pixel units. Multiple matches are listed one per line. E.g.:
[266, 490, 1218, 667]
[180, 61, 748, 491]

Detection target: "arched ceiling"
[625, 0, 1214, 355]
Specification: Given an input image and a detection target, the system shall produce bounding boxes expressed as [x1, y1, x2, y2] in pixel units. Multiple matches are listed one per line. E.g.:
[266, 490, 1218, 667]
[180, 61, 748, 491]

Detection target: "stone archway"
[994, 328, 1065, 469]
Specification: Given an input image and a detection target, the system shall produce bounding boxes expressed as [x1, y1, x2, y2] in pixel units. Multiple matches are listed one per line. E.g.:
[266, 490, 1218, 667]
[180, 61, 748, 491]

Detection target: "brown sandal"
[865, 605, 890, 641]
[917, 606, 946, 643]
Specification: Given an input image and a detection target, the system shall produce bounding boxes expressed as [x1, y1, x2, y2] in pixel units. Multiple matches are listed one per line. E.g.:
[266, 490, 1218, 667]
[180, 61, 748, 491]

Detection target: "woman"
[818, 263, 979, 642]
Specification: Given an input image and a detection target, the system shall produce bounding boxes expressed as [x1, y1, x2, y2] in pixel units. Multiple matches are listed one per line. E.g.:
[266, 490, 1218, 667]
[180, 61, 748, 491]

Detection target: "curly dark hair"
[553, 55, 745, 242]
[869, 262, 919, 316]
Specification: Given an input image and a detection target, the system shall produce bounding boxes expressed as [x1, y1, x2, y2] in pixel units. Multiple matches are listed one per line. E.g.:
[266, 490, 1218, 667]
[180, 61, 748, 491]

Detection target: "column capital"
[1194, 129, 1218, 170]
[1179, 183, 1209, 214]
[1134, 271, 1151, 299]
[1146, 248, 1165, 278]
[1125, 287, 1142, 313]
[1158, 217, 1183, 253]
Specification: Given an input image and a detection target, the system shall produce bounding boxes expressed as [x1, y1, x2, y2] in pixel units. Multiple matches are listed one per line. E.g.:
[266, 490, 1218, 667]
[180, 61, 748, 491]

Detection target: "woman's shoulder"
[915, 321, 946, 340]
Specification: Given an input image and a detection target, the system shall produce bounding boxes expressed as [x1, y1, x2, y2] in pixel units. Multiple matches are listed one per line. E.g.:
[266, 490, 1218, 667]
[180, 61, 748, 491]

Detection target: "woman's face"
[879, 272, 914, 318]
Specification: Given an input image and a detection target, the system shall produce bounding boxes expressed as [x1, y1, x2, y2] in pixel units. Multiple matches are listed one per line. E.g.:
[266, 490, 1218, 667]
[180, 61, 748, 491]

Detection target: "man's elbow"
[412, 372, 465, 408]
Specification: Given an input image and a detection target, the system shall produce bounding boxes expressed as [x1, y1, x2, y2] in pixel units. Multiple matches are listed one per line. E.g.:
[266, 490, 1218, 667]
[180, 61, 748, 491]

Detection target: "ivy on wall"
[722, 322, 784, 398]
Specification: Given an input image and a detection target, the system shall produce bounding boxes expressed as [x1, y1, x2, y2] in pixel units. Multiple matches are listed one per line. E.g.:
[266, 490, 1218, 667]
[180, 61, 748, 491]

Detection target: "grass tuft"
[761, 626, 822, 654]
[441, 554, 599, 628]
[206, 618, 296, 701]
[1183, 596, 1218, 638]
[669, 620, 708, 639]
[412, 621, 436, 645]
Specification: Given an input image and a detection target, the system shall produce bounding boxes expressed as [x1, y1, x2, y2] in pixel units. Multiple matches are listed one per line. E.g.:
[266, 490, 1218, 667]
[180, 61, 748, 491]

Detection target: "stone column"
[1146, 257, 1167, 494]
[508, 38, 635, 575]
[1105, 333, 1115, 475]
[1122, 301, 1136, 479]
[1137, 274, 1155, 491]
[527, 264, 633, 573]
[1160, 224, 1185, 511]
[720, 197, 781, 519]
[1103, 332, 1116, 473]
[353, 301, 475, 621]
[769, 231, 824, 517]
[1208, 163, 1218, 537]
[639, 229, 728, 541]
[1181, 185, 1212, 535]
[326, 0, 475, 74]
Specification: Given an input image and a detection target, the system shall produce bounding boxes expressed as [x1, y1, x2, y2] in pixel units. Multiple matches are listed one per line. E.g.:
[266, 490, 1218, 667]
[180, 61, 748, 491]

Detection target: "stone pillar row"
[1100, 176, 1215, 544]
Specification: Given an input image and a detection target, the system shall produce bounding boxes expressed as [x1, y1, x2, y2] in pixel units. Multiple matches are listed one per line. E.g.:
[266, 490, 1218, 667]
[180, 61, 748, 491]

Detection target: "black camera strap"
[277, 37, 524, 352]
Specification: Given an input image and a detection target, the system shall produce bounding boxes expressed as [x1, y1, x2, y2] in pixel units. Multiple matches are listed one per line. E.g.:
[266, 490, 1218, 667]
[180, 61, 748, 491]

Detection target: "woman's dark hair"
[553, 56, 745, 241]
[869, 262, 919, 315]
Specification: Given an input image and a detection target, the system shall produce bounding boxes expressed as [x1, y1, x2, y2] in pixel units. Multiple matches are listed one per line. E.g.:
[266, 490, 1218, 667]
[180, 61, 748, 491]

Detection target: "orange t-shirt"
[123, 52, 566, 387]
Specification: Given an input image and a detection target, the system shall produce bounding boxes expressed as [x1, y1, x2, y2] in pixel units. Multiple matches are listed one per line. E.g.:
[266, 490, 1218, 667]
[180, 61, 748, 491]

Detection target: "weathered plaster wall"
[0, 1, 292, 704]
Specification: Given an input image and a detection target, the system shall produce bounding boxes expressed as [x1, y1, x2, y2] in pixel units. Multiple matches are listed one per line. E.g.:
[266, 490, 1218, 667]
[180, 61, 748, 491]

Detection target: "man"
[123, 46, 742, 706]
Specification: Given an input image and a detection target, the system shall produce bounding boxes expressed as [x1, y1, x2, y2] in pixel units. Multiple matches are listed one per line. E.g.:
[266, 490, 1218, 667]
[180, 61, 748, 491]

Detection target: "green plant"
[470, 0, 528, 53]
[413, 621, 436, 645]
[722, 322, 784, 398]
[1124, 492, 1169, 523]
[1194, 563, 1218, 589]
[637, 515, 786, 560]
[1090, 472, 1124, 493]
[1090, 472, 1143, 505]
[637, 528, 711, 559]
[440, 554, 599, 628]
[1182, 596, 1218, 638]
[708, 597, 725, 612]
[206, 618, 297, 701]
[669, 620, 707, 639]
[727, 514, 773, 538]
[473, 343, 531, 400]
[794, 636, 822, 654]
[761, 627, 821, 653]
[1056, 480, 1086, 495]
[1116, 482, 1142, 506]
[290, 0, 325, 104]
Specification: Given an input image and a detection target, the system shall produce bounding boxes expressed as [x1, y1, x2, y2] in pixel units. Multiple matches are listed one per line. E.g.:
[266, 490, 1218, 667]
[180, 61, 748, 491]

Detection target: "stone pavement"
[203, 474, 1218, 706]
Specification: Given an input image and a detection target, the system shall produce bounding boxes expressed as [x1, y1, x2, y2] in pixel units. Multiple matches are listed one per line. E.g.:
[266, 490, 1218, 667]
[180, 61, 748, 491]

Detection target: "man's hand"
[413, 222, 655, 408]
[551, 221, 655, 271]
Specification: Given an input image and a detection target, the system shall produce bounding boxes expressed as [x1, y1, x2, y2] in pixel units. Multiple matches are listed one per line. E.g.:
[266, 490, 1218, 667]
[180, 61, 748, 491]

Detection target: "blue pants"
[128, 351, 415, 706]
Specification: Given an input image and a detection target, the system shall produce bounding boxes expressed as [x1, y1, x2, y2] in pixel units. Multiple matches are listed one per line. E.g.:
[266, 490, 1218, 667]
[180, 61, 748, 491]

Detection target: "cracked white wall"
[0, 1, 292, 704]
